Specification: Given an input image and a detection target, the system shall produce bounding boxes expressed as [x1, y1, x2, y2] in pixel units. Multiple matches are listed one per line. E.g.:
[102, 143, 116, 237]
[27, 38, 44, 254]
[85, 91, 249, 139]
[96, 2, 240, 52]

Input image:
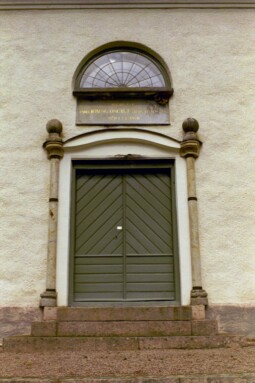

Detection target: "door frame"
[56, 129, 192, 306]
[69, 158, 180, 306]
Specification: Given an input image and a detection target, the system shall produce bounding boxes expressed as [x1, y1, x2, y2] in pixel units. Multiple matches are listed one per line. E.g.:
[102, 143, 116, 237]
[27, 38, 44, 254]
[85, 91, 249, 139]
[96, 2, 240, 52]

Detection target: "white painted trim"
[64, 129, 181, 151]
[1, 0, 254, 10]
[56, 130, 192, 306]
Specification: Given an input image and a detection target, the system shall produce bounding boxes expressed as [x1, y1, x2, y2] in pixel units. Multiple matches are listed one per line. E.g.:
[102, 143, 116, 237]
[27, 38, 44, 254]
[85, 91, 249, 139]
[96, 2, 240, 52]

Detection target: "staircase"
[3, 306, 247, 352]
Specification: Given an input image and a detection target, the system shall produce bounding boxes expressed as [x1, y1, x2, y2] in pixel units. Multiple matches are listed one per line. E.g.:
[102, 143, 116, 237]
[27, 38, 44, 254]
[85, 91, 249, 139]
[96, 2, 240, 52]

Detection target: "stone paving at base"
[1, 345, 255, 382]
[0, 375, 255, 382]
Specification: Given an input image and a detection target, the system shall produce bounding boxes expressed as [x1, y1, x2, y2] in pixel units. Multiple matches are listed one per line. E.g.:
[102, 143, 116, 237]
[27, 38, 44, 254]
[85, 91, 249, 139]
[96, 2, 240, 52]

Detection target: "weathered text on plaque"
[76, 100, 170, 125]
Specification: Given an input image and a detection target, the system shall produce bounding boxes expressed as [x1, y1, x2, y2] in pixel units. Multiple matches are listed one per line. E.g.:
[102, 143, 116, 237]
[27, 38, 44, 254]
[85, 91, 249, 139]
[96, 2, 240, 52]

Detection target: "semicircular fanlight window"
[80, 51, 166, 88]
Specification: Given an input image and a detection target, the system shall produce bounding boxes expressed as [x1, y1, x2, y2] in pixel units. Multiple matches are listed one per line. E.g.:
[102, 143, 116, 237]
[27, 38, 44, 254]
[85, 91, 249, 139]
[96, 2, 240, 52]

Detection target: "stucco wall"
[0, 9, 254, 306]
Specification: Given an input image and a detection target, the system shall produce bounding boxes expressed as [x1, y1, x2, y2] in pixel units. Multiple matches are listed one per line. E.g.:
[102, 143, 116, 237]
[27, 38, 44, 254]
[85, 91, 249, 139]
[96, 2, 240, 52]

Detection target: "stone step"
[31, 320, 218, 337]
[3, 334, 248, 353]
[54, 306, 194, 322]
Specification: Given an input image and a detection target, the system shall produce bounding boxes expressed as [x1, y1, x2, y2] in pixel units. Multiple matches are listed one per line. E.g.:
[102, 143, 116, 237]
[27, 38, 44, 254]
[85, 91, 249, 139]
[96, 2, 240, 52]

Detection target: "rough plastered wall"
[0, 8, 254, 307]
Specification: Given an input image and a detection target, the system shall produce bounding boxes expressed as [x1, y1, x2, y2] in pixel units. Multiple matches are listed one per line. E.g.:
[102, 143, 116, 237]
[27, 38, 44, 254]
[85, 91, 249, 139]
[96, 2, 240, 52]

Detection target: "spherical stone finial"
[46, 119, 63, 135]
[182, 118, 199, 133]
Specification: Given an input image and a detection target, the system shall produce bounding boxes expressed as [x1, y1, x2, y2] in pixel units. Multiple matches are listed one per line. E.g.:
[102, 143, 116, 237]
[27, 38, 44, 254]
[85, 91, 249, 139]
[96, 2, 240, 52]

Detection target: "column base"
[40, 290, 57, 308]
[191, 287, 208, 306]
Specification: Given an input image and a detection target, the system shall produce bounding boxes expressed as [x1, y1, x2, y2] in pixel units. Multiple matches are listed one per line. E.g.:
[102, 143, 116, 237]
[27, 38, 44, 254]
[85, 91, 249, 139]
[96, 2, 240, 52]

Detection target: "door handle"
[115, 226, 123, 239]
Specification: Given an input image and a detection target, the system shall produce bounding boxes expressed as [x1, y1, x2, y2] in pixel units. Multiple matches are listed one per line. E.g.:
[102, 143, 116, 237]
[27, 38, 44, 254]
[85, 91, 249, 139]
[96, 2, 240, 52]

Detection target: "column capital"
[180, 118, 201, 158]
[43, 119, 64, 159]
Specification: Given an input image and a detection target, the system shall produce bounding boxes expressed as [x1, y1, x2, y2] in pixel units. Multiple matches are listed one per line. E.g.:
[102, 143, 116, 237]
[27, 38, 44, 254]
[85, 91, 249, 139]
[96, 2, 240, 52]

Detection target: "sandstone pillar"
[40, 119, 64, 307]
[180, 118, 208, 305]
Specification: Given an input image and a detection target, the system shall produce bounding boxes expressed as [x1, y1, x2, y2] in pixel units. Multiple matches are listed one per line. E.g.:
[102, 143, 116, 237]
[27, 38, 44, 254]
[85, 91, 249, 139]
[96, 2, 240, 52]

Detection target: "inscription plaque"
[76, 100, 169, 125]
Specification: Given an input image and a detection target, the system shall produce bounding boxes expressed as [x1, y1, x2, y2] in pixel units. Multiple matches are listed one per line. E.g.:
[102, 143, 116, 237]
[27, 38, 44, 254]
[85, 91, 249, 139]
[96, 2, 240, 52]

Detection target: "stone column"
[40, 119, 64, 307]
[180, 118, 208, 306]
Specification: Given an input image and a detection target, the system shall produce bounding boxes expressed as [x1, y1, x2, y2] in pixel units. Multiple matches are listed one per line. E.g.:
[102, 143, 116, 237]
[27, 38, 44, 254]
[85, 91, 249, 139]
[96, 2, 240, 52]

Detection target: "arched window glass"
[73, 44, 173, 125]
[80, 51, 166, 89]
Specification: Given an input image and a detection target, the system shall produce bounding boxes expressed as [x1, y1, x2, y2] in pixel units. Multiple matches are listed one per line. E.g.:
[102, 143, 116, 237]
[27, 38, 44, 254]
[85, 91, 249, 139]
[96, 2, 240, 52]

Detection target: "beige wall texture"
[0, 9, 254, 306]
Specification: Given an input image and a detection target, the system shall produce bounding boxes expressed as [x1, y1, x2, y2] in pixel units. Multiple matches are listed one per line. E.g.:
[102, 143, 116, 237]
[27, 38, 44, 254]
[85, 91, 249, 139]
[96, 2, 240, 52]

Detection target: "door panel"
[125, 173, 172, 254]
[74, 172, 123, 301]
[71, 163, 178, 303]
[76, 173, 123, 256]
[125, 171, 174, 300]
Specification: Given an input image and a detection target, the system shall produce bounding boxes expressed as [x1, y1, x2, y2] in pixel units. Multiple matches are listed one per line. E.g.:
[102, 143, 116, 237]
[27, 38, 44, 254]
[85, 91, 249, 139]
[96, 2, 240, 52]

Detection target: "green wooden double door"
[70, 160, 179, 304]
